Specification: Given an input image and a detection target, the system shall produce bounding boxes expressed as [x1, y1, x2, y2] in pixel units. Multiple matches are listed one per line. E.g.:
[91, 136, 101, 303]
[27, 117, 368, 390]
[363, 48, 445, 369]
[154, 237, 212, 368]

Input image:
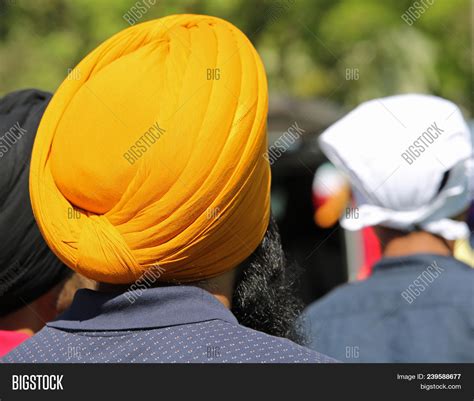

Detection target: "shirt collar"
[48, 285, 238, 331]
[372, 252, 471, 273]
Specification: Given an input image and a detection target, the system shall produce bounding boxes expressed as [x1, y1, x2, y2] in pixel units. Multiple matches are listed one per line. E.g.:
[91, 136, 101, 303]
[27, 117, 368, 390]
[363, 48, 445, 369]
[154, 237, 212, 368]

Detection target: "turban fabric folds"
[30, 15, 270, 284]
[0, 90, 71, 316]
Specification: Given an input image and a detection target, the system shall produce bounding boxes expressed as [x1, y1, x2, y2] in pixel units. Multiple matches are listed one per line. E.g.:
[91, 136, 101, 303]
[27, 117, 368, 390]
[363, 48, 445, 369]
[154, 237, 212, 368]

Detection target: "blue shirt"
[302, 253, 474, 362]
[2, 286, 335, 363]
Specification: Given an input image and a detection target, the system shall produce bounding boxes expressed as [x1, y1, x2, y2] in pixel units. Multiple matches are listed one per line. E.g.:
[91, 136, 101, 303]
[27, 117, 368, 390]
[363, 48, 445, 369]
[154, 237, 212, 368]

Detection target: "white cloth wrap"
[319, 94, 474, 240]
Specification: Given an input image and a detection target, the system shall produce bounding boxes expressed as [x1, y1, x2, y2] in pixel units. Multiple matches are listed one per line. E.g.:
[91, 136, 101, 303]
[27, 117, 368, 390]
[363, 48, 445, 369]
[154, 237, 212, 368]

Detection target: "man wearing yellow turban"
[3, 15, 334, 363]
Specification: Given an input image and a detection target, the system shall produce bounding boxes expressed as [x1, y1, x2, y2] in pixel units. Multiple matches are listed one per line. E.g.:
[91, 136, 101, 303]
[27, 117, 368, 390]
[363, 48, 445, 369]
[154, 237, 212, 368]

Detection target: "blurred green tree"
[0, 0, 471, 114]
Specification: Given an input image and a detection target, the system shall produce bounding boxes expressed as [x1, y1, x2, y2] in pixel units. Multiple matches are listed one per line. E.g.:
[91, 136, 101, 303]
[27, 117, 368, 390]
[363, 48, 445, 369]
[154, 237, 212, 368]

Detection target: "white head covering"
[319, 94, 474, 240]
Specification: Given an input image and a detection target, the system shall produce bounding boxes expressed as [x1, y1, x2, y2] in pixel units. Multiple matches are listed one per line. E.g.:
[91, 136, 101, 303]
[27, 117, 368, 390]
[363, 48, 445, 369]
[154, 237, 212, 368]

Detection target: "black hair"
[231, 215, 305, 344]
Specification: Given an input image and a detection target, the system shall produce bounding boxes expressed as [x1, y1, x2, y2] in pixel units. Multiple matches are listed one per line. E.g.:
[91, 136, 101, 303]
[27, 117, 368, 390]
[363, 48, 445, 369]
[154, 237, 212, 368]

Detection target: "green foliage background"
[0, 0, 471, 114]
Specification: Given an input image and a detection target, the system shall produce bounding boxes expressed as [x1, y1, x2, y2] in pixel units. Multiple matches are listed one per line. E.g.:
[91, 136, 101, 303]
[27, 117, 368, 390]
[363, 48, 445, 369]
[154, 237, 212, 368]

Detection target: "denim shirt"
[303, 253, 474, 362]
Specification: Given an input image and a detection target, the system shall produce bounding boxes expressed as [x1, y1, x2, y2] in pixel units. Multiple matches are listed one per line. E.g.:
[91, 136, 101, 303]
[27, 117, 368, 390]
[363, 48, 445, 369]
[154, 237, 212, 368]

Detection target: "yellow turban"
[30, 14, 270, 284]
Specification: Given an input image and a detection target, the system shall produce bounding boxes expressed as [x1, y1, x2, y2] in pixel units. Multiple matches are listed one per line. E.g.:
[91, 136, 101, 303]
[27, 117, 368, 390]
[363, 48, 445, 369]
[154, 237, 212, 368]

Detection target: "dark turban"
[0, 89, 71, 316]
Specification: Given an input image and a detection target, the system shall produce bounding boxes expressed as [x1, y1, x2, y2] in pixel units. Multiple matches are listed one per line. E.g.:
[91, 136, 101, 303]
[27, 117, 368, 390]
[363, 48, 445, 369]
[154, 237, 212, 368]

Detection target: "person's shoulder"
[303, 280, 367, 320]
[0, 325, 61, 363]
[444, 258, 474, 281]
[222, 321, 338, 363]
[436, 259, 474, 303]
